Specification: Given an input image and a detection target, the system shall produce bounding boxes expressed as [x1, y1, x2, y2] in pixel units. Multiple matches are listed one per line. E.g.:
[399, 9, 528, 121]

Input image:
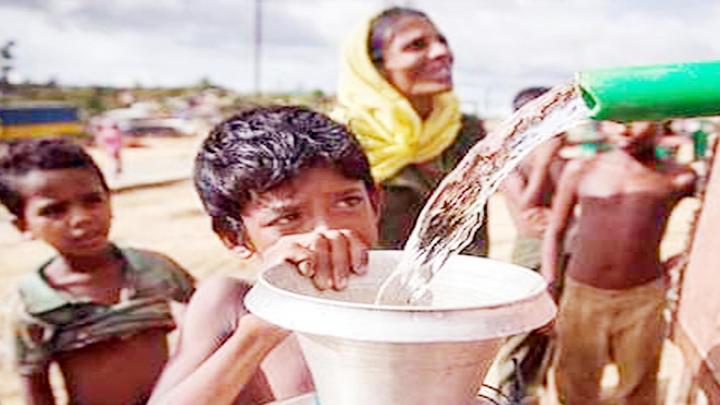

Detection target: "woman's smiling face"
[379, 15, 454, 98]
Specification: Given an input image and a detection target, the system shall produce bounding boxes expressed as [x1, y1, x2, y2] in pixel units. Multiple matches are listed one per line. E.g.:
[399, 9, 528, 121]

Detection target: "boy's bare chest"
[579, 163, 675, 198]
[56, 329, 169, 404]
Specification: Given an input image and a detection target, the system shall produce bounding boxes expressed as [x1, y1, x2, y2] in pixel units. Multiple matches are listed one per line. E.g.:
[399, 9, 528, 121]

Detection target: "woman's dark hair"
[0, 138, 108, 218]
[194, 105, 374, 245]
[368, 7, 429, 69]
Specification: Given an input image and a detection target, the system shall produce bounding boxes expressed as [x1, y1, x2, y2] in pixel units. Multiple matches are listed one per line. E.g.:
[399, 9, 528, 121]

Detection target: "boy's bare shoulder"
[196, 276, 252, 301]
[660, 160, 696, 176]
[560, 158, 593, 182]
[565, 157, 591, 172]
[187, 276, 253, 325]
[661, 161, 698, 193]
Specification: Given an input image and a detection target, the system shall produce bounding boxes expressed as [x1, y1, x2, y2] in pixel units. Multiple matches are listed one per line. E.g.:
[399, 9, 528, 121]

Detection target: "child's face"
[15, 168, 112, 257]
[601, 121, 660, 149]
[239, 166, 380, 253]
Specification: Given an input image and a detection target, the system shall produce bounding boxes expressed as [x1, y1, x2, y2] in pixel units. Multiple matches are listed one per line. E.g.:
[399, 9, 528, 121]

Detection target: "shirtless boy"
[497, 87, 566, 402]
[541, 120, 696, 404]
[149, 106, 380, 404]
[0, 138, 195, 404]
[503, 87, 566, 270]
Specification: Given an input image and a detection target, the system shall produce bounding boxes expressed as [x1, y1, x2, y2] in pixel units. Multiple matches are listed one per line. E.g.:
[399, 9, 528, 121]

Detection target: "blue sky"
[1, 0, 718, 114]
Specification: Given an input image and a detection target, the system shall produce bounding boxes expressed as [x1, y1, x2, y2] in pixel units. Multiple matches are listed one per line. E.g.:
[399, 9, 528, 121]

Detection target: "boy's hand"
[536, 318, 557, 337]
[522, 207, 550, 235]
[260, 229, 369, 291]
[239, 314, 290, 345]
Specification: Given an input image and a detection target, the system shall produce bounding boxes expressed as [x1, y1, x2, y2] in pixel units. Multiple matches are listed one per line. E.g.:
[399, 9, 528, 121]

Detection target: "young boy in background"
[496, 86, 567, 403]
[0, 138, 195, 404]
[150, 106, 380, 404]
[542, 121, 696, 404]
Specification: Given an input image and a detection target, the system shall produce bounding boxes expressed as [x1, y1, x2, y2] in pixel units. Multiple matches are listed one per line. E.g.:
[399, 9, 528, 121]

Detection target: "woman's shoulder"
[460, 114, 486, 140]
[441, 113, 486, 163]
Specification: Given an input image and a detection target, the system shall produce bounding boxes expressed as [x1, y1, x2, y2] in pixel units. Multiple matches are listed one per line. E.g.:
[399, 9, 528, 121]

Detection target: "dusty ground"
[0, 137, 701, 404]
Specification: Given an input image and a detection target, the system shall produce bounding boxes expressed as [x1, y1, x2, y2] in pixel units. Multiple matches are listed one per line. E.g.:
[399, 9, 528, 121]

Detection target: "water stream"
[375, 83, 591, 305]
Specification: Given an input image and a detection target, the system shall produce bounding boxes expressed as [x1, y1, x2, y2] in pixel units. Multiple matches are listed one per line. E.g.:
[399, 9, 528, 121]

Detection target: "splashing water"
[375, 83, 590, 305]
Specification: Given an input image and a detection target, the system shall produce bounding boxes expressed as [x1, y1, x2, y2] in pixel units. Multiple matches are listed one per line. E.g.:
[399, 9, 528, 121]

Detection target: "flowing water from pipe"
[375, 83, 590, 305]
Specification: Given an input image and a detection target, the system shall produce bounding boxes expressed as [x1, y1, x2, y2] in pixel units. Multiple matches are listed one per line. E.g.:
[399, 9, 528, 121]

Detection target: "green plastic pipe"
[576, 60, 720, 122]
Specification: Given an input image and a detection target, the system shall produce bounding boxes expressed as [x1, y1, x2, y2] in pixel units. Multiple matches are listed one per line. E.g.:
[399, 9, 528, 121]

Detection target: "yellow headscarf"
[332, 16, 462, 183]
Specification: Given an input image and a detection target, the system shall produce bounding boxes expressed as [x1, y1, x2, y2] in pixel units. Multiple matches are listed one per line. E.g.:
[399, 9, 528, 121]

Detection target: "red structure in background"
[675, 140, 720, 403]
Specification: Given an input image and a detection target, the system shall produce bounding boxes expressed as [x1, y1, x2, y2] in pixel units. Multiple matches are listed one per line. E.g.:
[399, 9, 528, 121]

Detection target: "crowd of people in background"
[0, 5, 717, 405]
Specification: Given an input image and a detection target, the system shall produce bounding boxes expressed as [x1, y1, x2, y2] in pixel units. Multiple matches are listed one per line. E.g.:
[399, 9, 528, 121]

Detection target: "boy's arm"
[671, 164, 699, 197]
[149, 277, 288, 405]
[501, 139, 562, 228]
[517, 138, 564, 209]
[541, 159, 583, 287]
[20, 368, 55, 405]
[500, 170, 527, 216]
[9, 293, 56, 405]
[169, 301, 188, 329]
[151, 228, 369, 404]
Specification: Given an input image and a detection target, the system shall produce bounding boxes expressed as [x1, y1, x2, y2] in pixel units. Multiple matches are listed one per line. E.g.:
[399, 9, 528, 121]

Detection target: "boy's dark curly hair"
[194, 105, 374, 245]
[0, 138, 108, 218]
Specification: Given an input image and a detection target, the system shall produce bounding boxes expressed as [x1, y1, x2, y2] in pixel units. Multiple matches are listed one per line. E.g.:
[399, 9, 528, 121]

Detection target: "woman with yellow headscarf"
[333, 7, 489, 254]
